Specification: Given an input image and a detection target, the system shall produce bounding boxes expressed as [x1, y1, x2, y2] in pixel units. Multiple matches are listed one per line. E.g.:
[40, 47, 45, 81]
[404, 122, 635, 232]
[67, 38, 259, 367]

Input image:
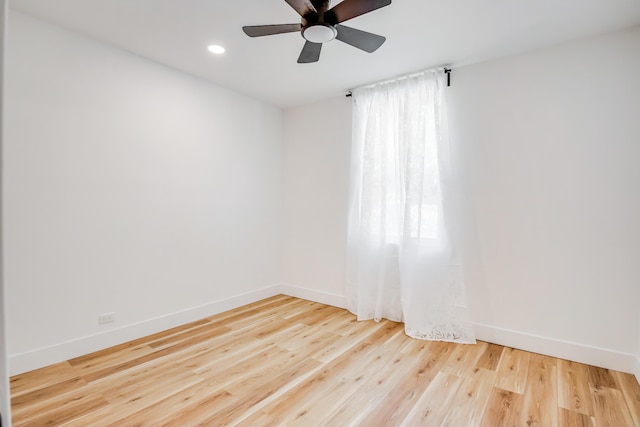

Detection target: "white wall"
[5, 11, 283, 374]
[281, 26, 640, 373]
[448, 26, 640, 370]
[279, 97, 352, 307]
[0, 0, 11, 423]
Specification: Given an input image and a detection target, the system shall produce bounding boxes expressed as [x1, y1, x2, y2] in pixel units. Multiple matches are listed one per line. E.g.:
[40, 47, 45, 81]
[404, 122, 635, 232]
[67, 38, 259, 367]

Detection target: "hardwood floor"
[11, 295, 640, 426]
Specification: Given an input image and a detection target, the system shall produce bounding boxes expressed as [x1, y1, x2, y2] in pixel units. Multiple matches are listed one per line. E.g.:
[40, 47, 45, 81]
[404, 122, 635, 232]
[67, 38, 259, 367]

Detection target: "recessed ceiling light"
[208, 44, 226, 54]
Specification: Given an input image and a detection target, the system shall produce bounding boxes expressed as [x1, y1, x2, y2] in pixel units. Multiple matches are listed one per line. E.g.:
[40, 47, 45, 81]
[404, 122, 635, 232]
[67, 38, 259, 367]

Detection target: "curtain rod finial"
[444, 68, 452, 87]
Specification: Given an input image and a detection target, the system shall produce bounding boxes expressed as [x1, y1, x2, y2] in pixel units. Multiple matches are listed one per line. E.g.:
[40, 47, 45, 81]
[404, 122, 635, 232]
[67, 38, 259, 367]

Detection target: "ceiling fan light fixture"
[242, 0, 392, 63]
[302, 24, 337, 43]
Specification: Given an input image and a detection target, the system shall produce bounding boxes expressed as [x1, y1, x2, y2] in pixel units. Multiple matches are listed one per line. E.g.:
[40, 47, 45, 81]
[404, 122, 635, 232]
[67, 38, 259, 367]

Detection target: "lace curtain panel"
[346, 69, 476, 344]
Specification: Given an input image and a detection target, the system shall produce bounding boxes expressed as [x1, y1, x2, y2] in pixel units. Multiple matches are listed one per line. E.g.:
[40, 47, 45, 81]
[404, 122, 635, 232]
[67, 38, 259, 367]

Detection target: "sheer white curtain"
[346, 69, 475, 344]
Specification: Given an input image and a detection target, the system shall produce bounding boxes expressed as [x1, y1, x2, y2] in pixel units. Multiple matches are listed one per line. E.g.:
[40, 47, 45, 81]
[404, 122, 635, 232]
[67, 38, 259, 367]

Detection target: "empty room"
[1, 0, 640, 425]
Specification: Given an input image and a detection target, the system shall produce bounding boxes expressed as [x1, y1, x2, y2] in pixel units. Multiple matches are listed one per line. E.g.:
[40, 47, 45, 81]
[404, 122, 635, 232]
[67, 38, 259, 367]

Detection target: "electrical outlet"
[98, 312, 115, 325]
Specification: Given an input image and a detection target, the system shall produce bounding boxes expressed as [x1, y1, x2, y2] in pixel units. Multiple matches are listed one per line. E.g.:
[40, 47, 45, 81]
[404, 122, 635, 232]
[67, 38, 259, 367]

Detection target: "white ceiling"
[9, 0, 640, 108]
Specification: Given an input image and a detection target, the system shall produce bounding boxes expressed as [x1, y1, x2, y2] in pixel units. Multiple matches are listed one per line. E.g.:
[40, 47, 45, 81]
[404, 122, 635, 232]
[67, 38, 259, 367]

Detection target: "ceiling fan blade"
[297, 41, 322, 63]
[336, 24, 386, 53]
[242, 24, 302, 37]
[284, 0, 317, 17]
[326, 0, 391, 24]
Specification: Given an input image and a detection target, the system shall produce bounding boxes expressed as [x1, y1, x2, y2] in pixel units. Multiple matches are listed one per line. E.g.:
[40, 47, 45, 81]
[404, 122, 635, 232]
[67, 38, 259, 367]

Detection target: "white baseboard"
[10, 285, 637, 378]
[278, 283, 347, 309]
[474, 323, 637, 374]
[271, 287, 639, 375]
[275, 287, 637, 374]
[9, 285, 282, 376]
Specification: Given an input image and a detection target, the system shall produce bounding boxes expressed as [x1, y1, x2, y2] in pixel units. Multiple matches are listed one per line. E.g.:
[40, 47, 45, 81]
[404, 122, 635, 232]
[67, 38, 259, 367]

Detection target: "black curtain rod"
[346, 68, 452, 98]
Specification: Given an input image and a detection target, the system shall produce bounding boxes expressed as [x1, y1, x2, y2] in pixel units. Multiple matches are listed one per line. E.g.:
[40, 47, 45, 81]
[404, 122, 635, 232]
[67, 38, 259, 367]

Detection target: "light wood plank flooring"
[11, 295, 640, 426]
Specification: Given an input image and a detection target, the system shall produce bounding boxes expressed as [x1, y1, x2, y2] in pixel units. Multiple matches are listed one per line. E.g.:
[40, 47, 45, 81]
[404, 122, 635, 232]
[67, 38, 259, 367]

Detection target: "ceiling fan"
[242, 0, 392, 63]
